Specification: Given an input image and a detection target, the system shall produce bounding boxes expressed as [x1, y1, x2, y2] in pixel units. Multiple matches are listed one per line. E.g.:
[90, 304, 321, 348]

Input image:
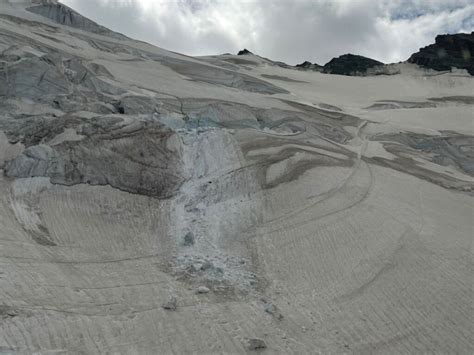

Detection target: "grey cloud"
[61, 0, 474, 65]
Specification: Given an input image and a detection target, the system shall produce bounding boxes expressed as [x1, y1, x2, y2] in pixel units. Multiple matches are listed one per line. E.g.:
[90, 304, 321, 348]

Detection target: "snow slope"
[0, 2, 473, 353]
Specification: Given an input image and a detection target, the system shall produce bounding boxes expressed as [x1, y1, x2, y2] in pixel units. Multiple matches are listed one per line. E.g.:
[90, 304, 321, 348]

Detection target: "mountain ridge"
[408, 32, 473, 75]
[13, 0, 474, 76]
[289, 32, 473, 76]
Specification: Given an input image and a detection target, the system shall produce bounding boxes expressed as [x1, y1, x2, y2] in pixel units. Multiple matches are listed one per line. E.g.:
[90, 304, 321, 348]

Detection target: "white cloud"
[373, 5, 474, 62]
[61, 0, 474, 64]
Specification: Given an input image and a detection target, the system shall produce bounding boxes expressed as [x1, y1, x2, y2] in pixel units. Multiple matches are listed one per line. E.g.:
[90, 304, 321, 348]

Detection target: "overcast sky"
[61, 0, 474, 65]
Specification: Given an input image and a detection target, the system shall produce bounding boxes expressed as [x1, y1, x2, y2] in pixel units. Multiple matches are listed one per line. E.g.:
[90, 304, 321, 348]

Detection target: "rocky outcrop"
[237, 48, 253, 55]
[408, 32, 474, 75]
[323, 54, 384, 76]
[294, 54, 384, 75]
[294, 33, 472, 76]
[296, 60, 323, 71]
[248, 338, 267, 351]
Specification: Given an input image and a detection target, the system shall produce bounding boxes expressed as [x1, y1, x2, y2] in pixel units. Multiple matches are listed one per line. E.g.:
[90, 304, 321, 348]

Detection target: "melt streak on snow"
[0, 1, 473, 353]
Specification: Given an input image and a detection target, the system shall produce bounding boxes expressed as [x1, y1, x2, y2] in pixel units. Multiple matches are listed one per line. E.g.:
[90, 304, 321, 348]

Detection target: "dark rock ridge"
[408, 32, 474, 75]
[293, 32, 472, 76]
[296, 60, 311, 68]
[322, 54, 384, 76]
[237, 49, 253, 55]
[296, 61, 323, 71]
[294, 54, 384, 76]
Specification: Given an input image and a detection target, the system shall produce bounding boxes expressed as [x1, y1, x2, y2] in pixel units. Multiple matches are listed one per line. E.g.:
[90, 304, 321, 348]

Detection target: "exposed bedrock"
[323, 54, 384, 76]
[237, 48, 253, 55]
[296, 60, 323, 71]
[408, 32, 474, 75]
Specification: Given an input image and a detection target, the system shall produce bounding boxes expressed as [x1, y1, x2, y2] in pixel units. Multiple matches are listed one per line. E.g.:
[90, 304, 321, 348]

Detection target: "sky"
[61, 0, 474, 65]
